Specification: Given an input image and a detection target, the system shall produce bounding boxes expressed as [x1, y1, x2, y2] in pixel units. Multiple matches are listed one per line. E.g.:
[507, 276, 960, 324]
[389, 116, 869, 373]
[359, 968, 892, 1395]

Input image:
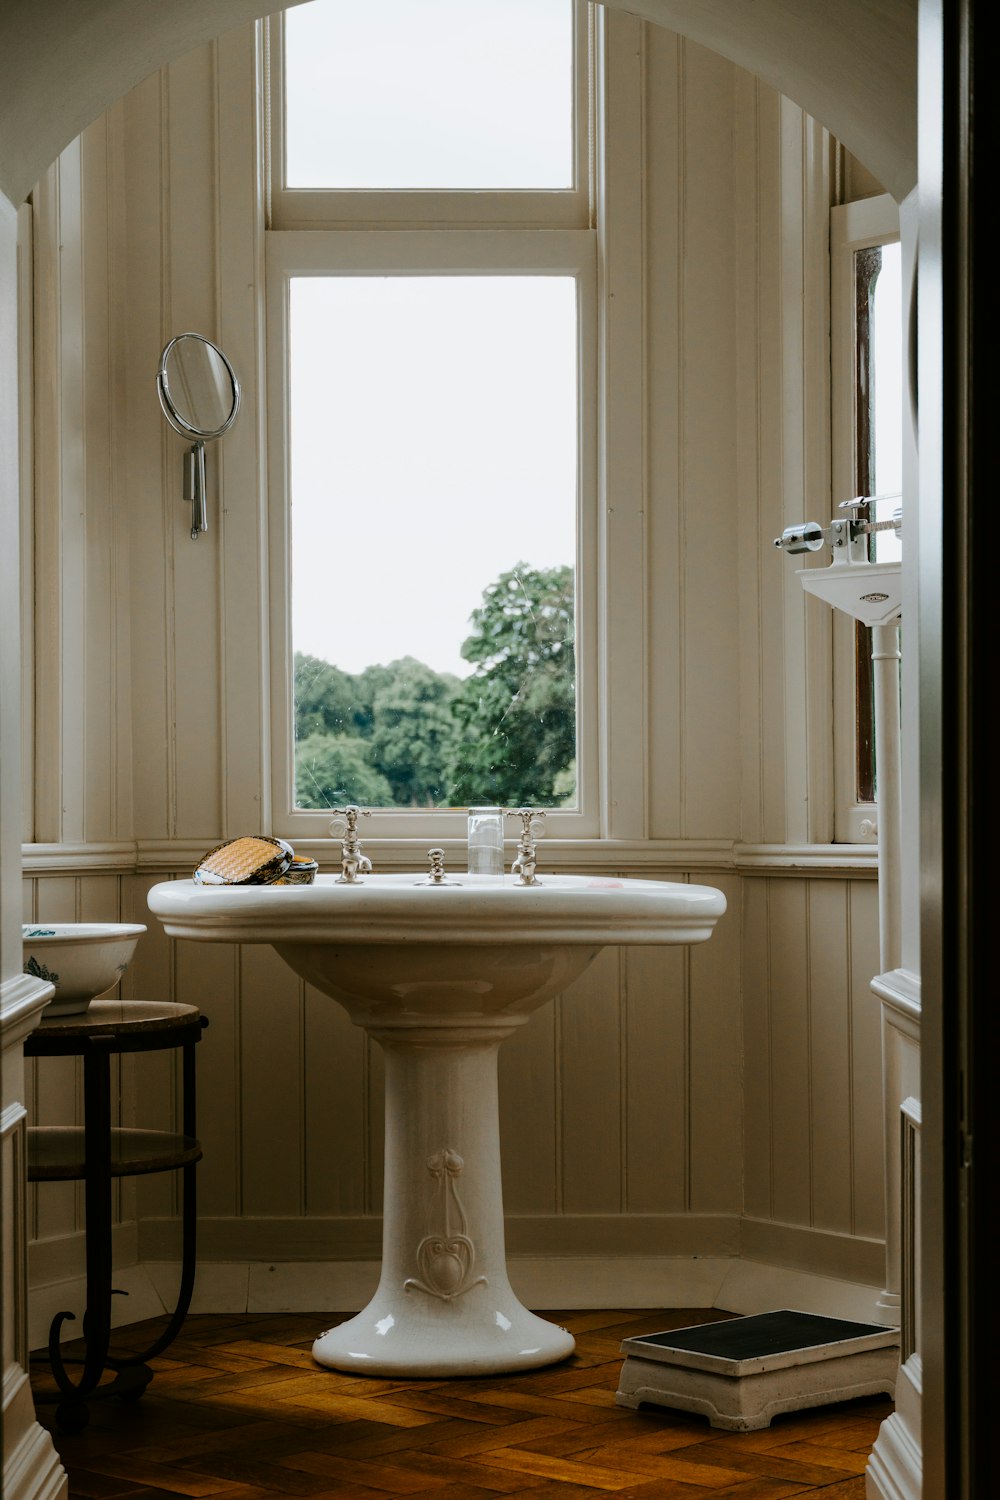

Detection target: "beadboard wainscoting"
[21, 851, 883, 1335]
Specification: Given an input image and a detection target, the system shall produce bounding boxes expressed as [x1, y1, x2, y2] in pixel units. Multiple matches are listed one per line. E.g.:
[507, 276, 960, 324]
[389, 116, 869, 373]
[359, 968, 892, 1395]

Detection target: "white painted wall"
[20, 19, 886, 1316]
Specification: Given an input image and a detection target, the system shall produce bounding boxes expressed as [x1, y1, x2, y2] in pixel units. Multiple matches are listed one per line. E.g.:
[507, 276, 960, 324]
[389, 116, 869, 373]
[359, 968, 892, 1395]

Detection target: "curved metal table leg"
[29, 1011, 206, 1431]
[109, 1027, 203, 1367]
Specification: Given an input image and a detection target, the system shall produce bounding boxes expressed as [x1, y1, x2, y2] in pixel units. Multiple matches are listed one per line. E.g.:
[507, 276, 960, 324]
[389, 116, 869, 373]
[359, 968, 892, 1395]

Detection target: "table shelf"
[28, 1125, 202, 1180]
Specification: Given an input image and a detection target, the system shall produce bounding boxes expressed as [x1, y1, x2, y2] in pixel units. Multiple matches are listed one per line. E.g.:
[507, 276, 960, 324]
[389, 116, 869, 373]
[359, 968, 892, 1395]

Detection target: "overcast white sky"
[285, 0, 573, 190]
[872, 241, 902, 563]
[289, 275, 578, 678]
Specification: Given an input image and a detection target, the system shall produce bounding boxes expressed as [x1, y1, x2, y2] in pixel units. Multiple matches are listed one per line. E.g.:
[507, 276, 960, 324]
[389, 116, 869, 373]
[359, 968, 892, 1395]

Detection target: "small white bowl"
[22, 923, 147, 1017]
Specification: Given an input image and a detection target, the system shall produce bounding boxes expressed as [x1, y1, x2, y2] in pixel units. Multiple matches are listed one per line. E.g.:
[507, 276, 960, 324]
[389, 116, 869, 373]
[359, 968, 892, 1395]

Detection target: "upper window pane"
[284, 0, 575, 190]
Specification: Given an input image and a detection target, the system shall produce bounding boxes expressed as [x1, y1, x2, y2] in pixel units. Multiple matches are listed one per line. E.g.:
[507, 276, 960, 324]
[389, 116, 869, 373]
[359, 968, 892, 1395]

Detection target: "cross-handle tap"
[329, 806, 372, 884]
[505, 808, 545, 885]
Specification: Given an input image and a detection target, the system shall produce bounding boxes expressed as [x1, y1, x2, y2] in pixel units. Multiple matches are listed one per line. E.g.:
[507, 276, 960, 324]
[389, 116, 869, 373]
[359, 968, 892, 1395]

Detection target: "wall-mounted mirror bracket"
[183, 442, 208, 537]
[156, 333, 241, 540]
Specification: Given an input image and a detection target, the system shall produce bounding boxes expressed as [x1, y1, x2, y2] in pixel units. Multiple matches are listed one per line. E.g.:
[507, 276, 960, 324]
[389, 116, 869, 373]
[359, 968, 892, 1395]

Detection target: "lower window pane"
[289, 274, 579, 811]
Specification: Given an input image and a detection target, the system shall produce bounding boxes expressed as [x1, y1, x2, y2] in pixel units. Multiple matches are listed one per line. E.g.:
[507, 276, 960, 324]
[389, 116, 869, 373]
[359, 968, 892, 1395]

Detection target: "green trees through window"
[294, 563, 576, 810]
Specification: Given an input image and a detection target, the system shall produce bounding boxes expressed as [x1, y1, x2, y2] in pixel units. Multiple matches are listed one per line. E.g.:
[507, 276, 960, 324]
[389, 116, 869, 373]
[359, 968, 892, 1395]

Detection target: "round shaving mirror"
[156, 333, 241, 538]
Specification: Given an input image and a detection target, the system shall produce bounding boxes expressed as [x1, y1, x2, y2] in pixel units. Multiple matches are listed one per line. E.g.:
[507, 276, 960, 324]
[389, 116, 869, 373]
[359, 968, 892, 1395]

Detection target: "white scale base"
[616, 1310, 900, 1432]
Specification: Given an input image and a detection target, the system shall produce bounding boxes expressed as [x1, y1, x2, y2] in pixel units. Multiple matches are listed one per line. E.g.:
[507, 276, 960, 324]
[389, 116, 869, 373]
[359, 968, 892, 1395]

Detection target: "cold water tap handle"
[505, 808, 545, 886]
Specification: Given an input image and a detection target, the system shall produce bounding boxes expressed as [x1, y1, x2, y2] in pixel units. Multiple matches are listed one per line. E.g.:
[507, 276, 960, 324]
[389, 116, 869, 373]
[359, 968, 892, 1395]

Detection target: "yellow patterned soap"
[194, 836, 295, 886]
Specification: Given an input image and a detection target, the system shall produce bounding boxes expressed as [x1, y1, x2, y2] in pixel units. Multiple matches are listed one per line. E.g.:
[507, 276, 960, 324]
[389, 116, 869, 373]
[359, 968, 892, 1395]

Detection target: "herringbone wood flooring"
[31, 1310, 893, 1498]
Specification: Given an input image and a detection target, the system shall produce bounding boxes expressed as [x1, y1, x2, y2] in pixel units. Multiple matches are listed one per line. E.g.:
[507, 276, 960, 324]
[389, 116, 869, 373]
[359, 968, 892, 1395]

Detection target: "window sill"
[21, 838, 879, 879]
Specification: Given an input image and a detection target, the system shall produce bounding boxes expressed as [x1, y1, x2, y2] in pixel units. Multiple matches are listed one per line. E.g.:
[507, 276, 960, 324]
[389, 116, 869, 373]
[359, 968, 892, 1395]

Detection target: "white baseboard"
[866, 1354, 921, 1500]
[1, 1427, 66, 1500]
[1, 1371, 66, 1500]
[135, 1254, 890, 1324]
[867, 1411, 922, 1499]
[139, 1211, 742, 1263]
[27, 1260, 174, 1353]
[715, 1259, 895, 1325]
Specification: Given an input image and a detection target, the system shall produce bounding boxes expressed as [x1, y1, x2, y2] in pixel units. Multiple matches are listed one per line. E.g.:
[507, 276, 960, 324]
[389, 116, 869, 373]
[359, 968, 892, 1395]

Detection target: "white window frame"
[830, 191, 901, 843]
[266, 2, 593, 230]
[261, 1, 650, 848]
[265, 227, 600, 841]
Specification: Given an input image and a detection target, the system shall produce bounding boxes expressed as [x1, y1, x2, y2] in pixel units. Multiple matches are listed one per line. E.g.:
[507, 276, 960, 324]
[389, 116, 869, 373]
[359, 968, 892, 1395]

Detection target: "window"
[830, 194, 902, 840]
[282, 0, 576, 192]
[266, 0, 601, 840]
[268, 0, 591, 228]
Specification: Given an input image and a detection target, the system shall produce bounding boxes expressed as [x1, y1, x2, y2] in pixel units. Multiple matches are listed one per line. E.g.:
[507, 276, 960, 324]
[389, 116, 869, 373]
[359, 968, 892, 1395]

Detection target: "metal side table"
[25, 1000, 207, 1432]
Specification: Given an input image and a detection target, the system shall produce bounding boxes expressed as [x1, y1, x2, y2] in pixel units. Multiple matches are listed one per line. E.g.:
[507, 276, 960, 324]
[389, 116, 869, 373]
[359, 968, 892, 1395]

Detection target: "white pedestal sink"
[147, 871, 726, 1376]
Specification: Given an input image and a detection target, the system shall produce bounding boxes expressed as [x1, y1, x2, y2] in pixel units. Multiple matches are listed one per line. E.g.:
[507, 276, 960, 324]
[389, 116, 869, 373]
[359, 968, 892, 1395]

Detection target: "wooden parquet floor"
[30, 1310, 893, 1499]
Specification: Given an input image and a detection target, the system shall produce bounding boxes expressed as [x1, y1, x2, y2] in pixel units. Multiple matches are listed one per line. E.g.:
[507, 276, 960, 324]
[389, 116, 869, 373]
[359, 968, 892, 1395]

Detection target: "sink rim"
[147, 872, 727, 947]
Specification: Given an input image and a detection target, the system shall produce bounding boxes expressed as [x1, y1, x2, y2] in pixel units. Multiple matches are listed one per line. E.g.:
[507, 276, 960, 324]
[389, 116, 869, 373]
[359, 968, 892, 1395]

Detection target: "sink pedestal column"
[312, 1018, 575, 1377]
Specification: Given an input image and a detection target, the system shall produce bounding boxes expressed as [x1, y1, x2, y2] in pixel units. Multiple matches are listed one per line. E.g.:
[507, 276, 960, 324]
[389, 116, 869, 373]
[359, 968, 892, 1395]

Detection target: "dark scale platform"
[616, 1310, 900, 1431]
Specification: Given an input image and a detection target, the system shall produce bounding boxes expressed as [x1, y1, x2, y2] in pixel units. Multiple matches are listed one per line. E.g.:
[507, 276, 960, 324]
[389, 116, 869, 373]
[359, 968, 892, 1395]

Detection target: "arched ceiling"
[0, 0, 915, 209]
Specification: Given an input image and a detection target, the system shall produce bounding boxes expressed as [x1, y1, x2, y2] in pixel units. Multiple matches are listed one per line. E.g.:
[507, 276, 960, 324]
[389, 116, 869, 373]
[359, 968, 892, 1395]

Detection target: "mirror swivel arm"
[183, 442, 208, 540]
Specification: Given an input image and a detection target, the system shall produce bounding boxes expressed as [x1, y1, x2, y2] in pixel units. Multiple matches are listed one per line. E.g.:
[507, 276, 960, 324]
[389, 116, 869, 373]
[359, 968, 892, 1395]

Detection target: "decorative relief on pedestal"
[405, 1148, 487, 1301]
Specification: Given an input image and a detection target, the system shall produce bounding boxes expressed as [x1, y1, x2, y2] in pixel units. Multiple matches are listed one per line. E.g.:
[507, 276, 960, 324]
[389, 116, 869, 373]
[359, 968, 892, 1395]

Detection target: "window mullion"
[594, 7, 647, 841]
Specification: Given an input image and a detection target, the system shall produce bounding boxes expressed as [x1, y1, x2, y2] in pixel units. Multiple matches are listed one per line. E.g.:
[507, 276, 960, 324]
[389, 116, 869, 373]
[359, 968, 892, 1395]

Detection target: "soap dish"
[272, 856, 319, 885]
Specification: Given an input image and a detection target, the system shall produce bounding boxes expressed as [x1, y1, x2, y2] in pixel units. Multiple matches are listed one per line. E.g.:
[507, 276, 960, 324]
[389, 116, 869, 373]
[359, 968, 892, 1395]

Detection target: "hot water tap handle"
[329, 806, 372, 884]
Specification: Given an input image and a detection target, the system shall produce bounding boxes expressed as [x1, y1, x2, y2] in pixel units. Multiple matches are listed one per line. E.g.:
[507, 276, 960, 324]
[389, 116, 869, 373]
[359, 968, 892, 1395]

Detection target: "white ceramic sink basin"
[149, 872, 725, 1023]
[148, 871, 726, 1377]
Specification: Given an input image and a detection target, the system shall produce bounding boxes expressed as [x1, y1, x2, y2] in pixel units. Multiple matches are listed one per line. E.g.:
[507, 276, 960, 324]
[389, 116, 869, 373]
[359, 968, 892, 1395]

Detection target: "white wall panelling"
[21, 855, 881, 1307]
[734, 86, 836, 850]
[3, 177, 66, 1498]
[597, 11, 649, 839]
[20, 16, 892, 1316]
[29, 119, 132, 850]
